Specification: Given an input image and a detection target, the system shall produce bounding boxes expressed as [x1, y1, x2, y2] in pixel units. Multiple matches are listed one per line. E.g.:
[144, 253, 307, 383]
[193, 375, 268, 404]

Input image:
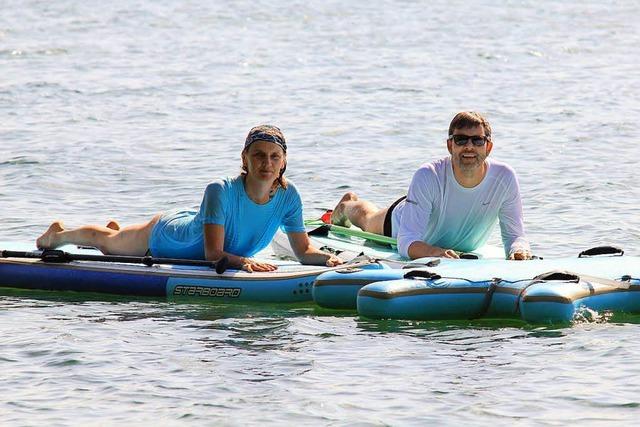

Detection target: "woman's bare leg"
[331, 192, 388, 235]
[36, 214, 161, 256]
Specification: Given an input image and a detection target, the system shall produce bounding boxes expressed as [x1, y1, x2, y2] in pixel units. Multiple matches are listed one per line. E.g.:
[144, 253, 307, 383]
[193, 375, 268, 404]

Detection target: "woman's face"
[243, 140, 286, 183]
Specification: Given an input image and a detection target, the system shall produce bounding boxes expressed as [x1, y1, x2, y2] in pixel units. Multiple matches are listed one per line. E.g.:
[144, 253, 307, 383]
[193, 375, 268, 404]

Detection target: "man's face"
[447, 125, 493, 173]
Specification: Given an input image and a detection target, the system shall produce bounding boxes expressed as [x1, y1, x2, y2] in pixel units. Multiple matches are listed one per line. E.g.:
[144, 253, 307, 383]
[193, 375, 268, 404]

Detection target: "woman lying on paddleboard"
[36, 125, 342, 272]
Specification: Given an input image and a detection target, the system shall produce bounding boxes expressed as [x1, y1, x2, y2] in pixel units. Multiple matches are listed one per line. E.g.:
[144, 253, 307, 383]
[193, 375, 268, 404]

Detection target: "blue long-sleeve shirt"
[391, 157, 529, 258]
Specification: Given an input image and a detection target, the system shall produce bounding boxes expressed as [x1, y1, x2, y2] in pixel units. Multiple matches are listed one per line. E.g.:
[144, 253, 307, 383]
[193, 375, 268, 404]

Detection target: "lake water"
[2, 0, 640, 425]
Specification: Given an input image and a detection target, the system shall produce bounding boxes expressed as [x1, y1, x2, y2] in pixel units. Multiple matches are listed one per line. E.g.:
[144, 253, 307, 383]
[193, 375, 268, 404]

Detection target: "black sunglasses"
[449, 134, 489, 147]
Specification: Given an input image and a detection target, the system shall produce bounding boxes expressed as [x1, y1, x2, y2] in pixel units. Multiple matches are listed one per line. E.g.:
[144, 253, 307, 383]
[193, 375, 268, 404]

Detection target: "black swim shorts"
[383, 196, 407, 237]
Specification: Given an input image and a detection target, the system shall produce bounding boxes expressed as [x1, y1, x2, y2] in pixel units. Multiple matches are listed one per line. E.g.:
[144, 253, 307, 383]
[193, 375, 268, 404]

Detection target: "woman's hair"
[241, 125, 288, 190]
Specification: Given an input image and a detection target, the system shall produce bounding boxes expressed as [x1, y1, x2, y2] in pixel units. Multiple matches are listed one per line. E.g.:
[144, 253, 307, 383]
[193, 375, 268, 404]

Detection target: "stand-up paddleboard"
[314, 246, 640, 323]
[0, 242, 381, 302]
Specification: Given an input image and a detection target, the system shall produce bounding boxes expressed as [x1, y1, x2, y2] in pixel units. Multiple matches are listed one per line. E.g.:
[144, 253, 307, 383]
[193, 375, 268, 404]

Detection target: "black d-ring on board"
[578, 246, 624, 258]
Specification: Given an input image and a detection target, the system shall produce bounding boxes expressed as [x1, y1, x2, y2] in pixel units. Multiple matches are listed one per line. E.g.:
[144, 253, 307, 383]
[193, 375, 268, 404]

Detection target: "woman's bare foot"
[106, 220, 121, 231]
[331, 192, 358, 227]
[36, 221, 65, 249]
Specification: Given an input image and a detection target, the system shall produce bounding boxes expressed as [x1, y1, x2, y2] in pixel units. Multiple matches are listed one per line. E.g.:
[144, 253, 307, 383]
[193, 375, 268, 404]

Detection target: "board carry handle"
[578, 246, 624, 258]
[532, 270, 580, 283]
[1, 249, 229, 274]
[404, 270, 442, 280]
[530, 270, 631, 290]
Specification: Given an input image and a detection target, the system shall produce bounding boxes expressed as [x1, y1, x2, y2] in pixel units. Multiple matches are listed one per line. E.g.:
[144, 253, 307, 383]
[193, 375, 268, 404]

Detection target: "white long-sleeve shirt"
[391, 157, 530, 258]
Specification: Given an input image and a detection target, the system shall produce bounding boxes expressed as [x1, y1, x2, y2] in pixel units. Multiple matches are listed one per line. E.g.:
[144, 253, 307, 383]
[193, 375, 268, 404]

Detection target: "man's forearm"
[407, 241, 456, 259]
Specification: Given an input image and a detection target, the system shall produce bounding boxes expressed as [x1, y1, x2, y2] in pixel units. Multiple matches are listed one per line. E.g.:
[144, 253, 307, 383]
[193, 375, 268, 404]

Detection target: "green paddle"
[304, 219, 397, 246]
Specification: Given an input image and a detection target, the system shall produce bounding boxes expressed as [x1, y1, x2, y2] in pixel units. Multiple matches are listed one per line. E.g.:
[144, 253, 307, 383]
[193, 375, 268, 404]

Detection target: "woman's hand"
[204, 224, 279, 273]
[241, 258, 278, 273]
[325, 254, 343, 267]
[287, 231, 345, 266]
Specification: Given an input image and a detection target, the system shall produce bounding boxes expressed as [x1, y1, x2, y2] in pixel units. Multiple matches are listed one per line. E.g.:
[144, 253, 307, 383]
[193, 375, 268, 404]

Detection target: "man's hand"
[509, 249, 532, 261]
[440, 248, 460, 259]
[408, 241, 460, 259]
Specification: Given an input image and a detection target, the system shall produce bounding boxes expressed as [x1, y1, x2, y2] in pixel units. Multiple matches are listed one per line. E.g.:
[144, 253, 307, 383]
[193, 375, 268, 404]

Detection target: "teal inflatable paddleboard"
[313, 246, 640, 323]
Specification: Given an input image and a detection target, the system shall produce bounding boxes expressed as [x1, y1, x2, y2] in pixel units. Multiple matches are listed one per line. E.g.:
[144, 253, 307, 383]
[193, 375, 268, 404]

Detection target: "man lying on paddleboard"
[331, 111, 531, 260]
[37, 125, 342, 272]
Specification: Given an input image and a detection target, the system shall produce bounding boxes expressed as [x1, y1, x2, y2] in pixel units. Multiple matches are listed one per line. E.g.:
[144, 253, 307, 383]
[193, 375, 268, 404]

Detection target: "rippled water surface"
[2, 1, 640, 425]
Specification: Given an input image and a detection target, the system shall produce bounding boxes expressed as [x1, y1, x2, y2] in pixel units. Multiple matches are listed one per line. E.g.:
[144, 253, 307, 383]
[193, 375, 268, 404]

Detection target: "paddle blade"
[320, 210, 333, 224]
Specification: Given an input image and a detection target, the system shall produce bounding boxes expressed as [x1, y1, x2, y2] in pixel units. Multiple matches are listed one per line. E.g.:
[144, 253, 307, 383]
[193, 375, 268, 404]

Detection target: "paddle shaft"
[1, 249, 228, 274]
